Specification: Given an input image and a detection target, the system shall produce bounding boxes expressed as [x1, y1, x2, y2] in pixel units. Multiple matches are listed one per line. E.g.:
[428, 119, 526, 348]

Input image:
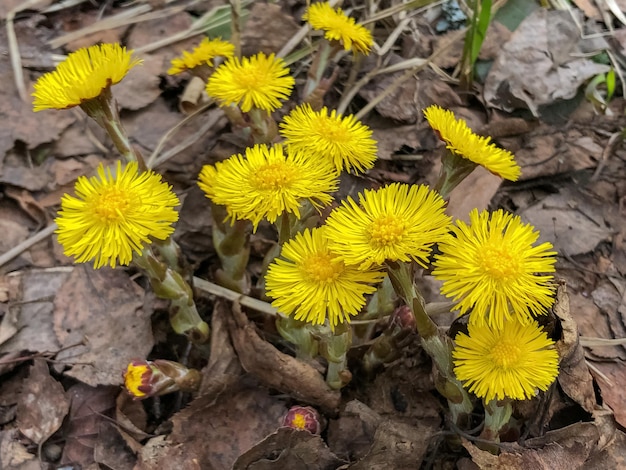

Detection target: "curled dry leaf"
[553, 282, 598, 414]
[227, 301, 341, 413]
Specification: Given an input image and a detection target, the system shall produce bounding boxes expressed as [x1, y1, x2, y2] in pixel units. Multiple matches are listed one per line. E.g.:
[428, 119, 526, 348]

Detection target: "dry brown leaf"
[520, 188, 612, 256]
[233, 428, 344, 470]
[241, 3, 300, 56]
[447, 166, 502, 222]
[0, 429, 39, 470]
[61, 383, 118, 467]
[484, 9, 609, 115]
[16, 359, 69, 447]
[151, 378, 288, 470]
[114, 54, 162, 111]
[53, 266, 154, 387]
[228, 302, 341, 412]
[553, 284, 598, 414]
[0, 269, 70, 354]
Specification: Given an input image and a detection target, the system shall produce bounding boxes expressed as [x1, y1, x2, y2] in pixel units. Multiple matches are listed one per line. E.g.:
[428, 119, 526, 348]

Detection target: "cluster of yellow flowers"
[31, 2, 559, 405]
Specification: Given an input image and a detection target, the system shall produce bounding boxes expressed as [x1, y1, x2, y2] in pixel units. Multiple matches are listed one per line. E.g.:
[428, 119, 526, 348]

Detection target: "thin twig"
[0, 224, 57, 268]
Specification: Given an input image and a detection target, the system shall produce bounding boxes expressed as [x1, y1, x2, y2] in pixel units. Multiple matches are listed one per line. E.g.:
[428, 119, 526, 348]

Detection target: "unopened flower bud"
[282, 406, 321, 434]
[389, 305, 416, 333]
[123, 359, 201, 400]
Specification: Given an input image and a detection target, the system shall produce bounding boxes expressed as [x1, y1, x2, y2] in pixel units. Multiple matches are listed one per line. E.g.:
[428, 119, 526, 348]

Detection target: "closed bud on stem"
[123, 359, 201, 400]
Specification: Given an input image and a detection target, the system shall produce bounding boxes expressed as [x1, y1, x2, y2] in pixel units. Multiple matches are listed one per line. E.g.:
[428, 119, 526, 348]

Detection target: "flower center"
[251, 163, 296, 191]
[236, 65, 269, 90]
[490, 339, 521, 368]
[368, 215, 405, 247]
[93, 187, 133, 222]
[291, 413, 306, 430]
[301, 253, 343, 283]
[313, 116, 348, 143]
[477, 242, 521, 280]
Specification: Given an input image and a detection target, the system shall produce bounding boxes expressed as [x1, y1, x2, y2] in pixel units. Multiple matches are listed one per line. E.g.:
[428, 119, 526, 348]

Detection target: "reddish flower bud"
[389, 305, 416, 332]
[282, 406, 321, 434]
[123, 359, 200, 400]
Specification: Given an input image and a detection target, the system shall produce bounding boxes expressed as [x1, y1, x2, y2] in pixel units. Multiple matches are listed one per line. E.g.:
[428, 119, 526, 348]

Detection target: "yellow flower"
[56, 161, 179, 269]
[168, 37, 235, 75]
[453, 320, 559, 401]
[266, 227, 384, 327]
[432, 209, 556, 328]
[423, 105, 521, 181]
[304, 2, 373, 54]
[33, 43, 142, 112]
[123, 360, 153, 398]
[206, 52, 294, 112]
[324, 183, 451, 270]
[280, 104, 377, 174]
[198, 144, 338, 230]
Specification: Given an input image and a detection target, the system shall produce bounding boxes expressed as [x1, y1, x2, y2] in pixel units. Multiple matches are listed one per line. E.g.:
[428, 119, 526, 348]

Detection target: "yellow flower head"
[453, 320, 559, 402]
[198, 144, 338, 230]
[56, 161, 179, 269]
[33, 43, 142, 112]
[304, 2, 373, 54]
[206, 52, 295, 112]
[168, 37, 235, 75]
[266, 227, 384, 327]
[433, 209, 556, 328]
[280, 104, 377, 174]
[324, 183, 451, 270]
[423, 105, 521, 181]
[123, 360, 154, 398]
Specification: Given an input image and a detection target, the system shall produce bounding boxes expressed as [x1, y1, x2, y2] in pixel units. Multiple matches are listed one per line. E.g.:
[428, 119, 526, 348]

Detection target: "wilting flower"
[280, 104, 377, 174]
[282, 406, 322, 434]
[198, 144, 337, 230]
[324, 183, 451, 270]
[266, 227, 384, 327]
[304, 2, 373, 54]
[33, 43, 142, 111]
[453, 320, 559, 401]
[433, 209, 557, 328]
[56, 161, 179, 269]
[123, 359, 201, 399]
[423, 105, 521, 181]
[206, 52, 294, 112]
[168, 37, 235, 75]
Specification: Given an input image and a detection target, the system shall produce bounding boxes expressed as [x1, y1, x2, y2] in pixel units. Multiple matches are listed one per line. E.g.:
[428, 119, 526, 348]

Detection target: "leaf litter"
[1, 1, 626, 469]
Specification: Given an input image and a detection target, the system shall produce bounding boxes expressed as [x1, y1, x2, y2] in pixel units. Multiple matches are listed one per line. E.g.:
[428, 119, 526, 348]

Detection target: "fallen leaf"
[16, 359, 70, 446]
[114, 54, 162, 111]
[150, 378, 288, 469]
[233, 428, 345, 470]
[241, 3, 299, 56]
[0, 429, 39, 470]
[520, 188, 612, 256]
[0, 269, 70, 354]
[447, 166, 503, 222]
[228, 302, 341, 413]
[553, 283, 598, 414]
[61, 383, 118, 466]
[484, 9, 610, 115]
[53, 266, 154, 387]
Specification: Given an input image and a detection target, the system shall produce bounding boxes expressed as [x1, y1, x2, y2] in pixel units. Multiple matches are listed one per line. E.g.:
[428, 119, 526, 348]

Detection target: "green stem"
[133, 246, 210, 344]
[385, 261, 473, 424]
[434, 149, 477, 199]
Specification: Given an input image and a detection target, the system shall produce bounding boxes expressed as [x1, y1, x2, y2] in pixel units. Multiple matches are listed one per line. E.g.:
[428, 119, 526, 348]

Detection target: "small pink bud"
[282, 406, 321, 434]
[123, 359, 200, 400]
[389, 305, 416, 332]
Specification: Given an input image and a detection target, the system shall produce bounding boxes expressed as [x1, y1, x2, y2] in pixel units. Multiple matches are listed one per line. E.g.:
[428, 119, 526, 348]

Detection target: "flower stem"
[133, 246, 210, 344]
[434, 149, 477, 199]
[386, 261, 473, 423]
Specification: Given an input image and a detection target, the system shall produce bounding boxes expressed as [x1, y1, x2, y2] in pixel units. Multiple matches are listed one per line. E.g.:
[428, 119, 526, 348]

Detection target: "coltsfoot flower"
[198, 144, 337, 230]
[282, 406, 322, 434]
[266, 227, 384, 327]
[280, 104, 377, 174]
[324, 183, 451, 270]
[123, 359, 201, 399]
[423, 105, 521, 181]
[168, 37, 235, 75]
[206, 52, 294, 112]
[433, 209, 557, 328]
[453, 320, 559, 401]
[56, 161, 179, 269]
[304, 2, 373, 54]
[33, 43, 142, 111]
